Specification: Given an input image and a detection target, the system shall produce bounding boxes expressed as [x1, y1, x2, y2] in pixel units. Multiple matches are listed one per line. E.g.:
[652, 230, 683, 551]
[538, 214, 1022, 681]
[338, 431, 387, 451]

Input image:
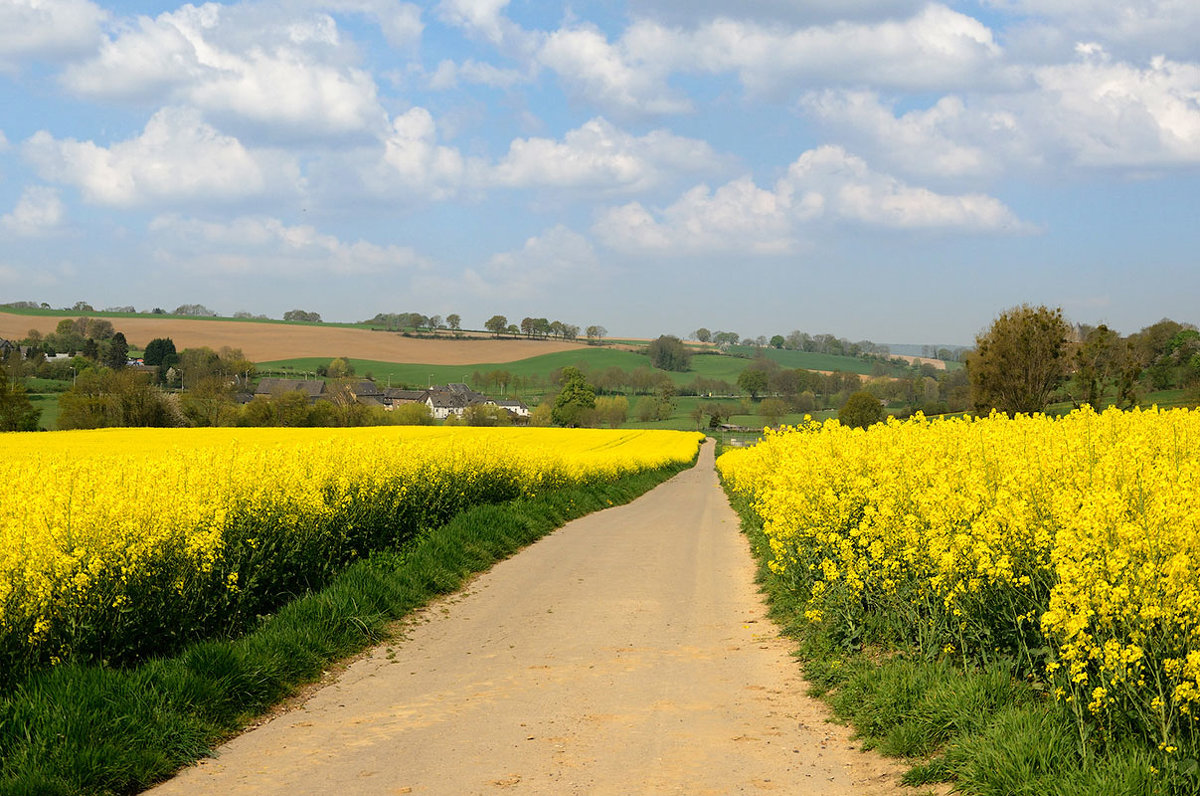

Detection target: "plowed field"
[0, 312, 586, 364]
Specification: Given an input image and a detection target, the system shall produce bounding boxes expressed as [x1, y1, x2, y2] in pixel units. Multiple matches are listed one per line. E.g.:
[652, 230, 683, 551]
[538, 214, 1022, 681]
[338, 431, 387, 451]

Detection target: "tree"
[283, 309, 322, 323]
[327, 357, 355, 379]
[968, 304, 1071, 415]
[594, 395, 628, 428]
[485, 315, 508, 336]
[586, 325, 607, 344]
[769, 334, 786, 349]
[173, 304, 216, 316]
[839, 391, 886, 429]
[0, 367, 39, 431]
[103, 332, 129, 370]
[693, 328, 711, 343]
[462, 403, 511, 426]
[446, 313, 462, 332]
[143, 337, 177, 367]
[647, 335, 692, 372]
[737, 369, 769, 400]
[520, 317, 536, 337]
[552, 366, 596, 427]
[759, 397, 788, 427]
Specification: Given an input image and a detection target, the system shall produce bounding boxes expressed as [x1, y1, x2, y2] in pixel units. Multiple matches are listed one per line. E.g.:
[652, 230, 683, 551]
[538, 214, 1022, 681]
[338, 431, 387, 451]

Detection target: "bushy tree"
[552, 366, 596, 427]
[485, 315, 508, 336]
[838, 390, 885, 429]
[0, 367, 39, 431]
[968, 304, 1071, 415]
[283, 309, 322, 323]
[736, 369, 769, 400]
[103, 332, 129, 370]
[462, 403, 512, 426]
[647, 335, 691, 372]
[594, 395, 628, 428]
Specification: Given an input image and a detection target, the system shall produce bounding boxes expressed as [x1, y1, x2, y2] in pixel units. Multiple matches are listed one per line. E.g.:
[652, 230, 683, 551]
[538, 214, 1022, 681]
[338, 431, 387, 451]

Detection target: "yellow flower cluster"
[1, 426, 701, 677]
[717, 407, 1200, 749]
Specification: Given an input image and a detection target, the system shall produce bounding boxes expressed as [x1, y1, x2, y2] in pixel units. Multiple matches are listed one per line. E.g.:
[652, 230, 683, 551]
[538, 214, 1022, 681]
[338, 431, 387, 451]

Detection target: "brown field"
[0, 313, 588, 365]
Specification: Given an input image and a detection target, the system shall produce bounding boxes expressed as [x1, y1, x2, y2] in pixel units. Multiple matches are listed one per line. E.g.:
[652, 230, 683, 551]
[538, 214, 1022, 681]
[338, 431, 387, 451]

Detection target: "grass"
[720, 483, 1173, 795]
[0, 459, 693, 796]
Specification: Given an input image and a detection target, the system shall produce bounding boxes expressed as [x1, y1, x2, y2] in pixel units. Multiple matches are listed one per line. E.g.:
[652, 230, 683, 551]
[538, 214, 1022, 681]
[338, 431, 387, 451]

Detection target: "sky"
[1, 0, 1198, 346]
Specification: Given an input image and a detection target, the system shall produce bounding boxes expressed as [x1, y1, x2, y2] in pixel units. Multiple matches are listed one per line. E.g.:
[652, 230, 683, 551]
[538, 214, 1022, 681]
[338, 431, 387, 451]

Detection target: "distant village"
[248, 379, 530, 422]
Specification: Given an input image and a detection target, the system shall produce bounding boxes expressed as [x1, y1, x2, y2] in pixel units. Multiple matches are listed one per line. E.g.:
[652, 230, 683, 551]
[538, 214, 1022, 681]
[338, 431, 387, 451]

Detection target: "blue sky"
[1, 0, 1198, 345]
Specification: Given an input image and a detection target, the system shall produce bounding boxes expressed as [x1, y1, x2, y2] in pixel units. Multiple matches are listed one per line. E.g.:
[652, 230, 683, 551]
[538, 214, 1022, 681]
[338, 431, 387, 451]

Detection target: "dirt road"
[149, 443, 909, 795]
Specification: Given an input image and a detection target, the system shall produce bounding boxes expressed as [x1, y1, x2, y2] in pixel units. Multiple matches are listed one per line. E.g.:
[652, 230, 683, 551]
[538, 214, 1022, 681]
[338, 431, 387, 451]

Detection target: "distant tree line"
[968, 305, 1200, 416]
[692, 327, 890, 357]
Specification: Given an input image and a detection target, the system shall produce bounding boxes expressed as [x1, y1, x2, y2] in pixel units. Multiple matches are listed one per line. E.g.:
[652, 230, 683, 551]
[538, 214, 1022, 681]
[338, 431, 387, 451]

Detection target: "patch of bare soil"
[0, 313, 587, 365]
[147, 444, 918, 796]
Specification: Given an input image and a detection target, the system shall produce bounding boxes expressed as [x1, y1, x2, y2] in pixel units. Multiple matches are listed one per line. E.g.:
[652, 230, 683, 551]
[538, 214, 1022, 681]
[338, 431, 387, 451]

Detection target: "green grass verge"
[721, 485, 1176, 796]
[0, 459, 694, 796]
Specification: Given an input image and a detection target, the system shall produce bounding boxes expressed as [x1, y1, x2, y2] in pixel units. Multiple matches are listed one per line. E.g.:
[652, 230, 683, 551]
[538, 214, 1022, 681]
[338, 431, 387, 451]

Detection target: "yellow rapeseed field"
[1, 426, 702, 678]
[717, 407, 1200, 751]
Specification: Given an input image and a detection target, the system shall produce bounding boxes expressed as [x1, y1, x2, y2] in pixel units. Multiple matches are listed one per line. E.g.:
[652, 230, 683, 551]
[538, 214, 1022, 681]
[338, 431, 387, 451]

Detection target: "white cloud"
[805, 53, 1200, 175]
[594, 178, 800, 254]
[489, 117, 720, 192]
[529, 5, 1006, 116]
[371, 111, 721, 201]
[1029, 54, 1200, 167]
[985, 0, 1200, 59]
[380, 107, 471, 199]
[0, 0, 108, 70]
[309, 0, 423, 48]
[436, 0, 518, 45]
[802, 91, 1022, 178]
[677, 5, 1004, 94]
[783, 146, 1028, 230]
[149, 214, 430, 276]
[629, 0, 927, 26]
[0, 130, 8, 151]
[537, 24, 691, 116]
[1, 186, 65, 236]
[593, 146, 1029, 254]
[24, 107, 296, 206]
[60, 4, 387, 140]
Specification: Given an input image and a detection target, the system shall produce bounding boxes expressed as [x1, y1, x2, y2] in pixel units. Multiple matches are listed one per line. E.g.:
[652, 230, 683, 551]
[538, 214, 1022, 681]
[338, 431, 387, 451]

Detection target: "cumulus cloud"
[1, 186, 66, 236]
[149, 214, 430, 276]
[805, 51, 1200, 176]
[782, 146, 1028, 230]
[24, 107, 297, 206]
[0, 0, 108, 71]
[801, 91, 1023, 179]
[1029, 53, 1200, 167]
[60, 3, 387, 141]
[593, 146, 1029, 254]
[986, 0, 1200, 59]
[309, 0, 423, 48]
[380, 108, 472, 199]
[489, 117, 721, 192]
[371, 111, 722, 200]
[537, 24, 692, 116]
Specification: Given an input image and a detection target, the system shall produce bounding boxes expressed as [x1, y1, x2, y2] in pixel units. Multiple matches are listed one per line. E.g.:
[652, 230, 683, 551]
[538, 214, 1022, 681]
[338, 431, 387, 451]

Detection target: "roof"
[350, 379, 382, 397]
[255, 378, 326, 397]
[384, 388, 426, 401]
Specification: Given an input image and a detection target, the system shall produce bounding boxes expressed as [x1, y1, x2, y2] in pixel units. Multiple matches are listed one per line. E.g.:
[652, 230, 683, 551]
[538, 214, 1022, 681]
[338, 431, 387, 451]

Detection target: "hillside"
[0, 312, 587, 365]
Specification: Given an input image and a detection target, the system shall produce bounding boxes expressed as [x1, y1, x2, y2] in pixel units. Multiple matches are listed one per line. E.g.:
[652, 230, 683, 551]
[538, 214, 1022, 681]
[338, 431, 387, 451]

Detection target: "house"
[494, 398, 530, 418]
[0, 339, 19, 358]
[348, 380, 386, 408]
[254, 378, 327, 403]
[423, 384, 494, 419]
